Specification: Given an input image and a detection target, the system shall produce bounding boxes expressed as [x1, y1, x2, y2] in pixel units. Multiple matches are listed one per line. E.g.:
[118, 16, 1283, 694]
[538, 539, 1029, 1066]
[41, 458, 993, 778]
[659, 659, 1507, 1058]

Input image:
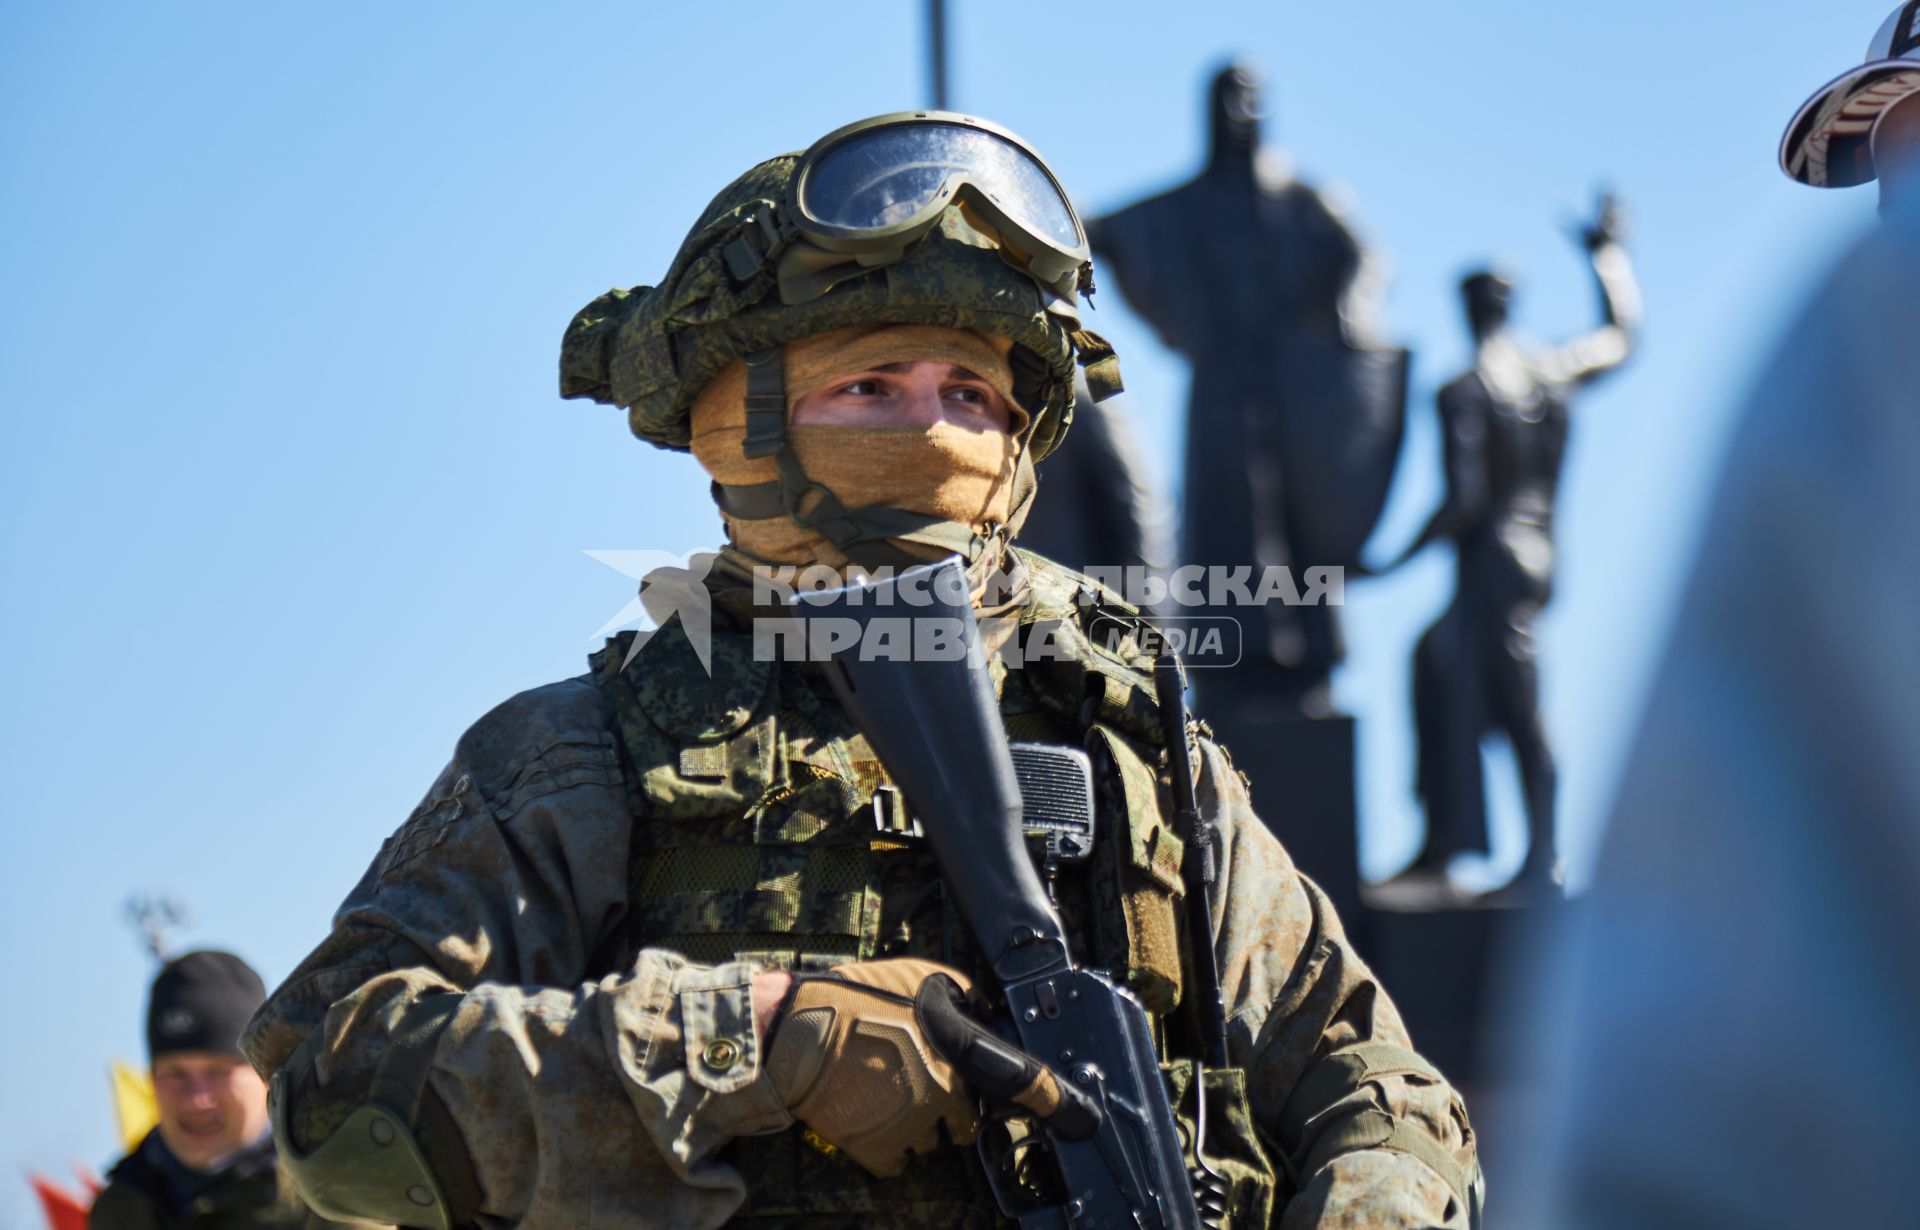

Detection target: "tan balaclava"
[690, 324, 1030, 575]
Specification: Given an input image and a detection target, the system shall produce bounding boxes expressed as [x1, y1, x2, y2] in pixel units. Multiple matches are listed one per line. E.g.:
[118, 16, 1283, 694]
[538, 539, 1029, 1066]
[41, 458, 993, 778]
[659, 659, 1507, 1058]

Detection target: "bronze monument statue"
[1087, 60, 1409, 942]
[1387, 194, 1641, 896]
[1087, 61, 1407, 718]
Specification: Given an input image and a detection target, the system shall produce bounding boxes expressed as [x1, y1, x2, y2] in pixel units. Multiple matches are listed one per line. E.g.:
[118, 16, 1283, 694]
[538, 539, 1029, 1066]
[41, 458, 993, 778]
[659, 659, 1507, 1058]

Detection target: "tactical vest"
[589, 557, 1278, 1228]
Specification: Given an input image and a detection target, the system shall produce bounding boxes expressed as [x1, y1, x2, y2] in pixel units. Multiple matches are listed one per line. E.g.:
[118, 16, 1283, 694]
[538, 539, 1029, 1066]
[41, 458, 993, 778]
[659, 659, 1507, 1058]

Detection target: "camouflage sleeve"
[243, 678, 792, 1228]
[1196, 736, 1477, 1229]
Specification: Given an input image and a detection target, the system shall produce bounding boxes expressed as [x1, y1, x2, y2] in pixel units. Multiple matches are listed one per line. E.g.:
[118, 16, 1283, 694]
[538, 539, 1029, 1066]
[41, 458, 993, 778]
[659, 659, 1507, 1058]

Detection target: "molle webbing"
[727, 1132, 1005, 1227]
[629, 841, 875, 966]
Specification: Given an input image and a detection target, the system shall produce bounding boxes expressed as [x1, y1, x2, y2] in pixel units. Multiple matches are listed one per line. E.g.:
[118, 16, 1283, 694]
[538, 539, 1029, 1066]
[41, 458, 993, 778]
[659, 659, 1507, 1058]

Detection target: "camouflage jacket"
[244, 556, 1475, 1229]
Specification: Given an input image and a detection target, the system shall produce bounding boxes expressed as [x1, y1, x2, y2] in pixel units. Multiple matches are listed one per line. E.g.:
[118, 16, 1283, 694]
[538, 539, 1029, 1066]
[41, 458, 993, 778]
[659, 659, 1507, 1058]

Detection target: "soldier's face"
[1874, 92, 1920, 213]
[151, 1051, 271, 1171]
[790, 360, 1014, 433]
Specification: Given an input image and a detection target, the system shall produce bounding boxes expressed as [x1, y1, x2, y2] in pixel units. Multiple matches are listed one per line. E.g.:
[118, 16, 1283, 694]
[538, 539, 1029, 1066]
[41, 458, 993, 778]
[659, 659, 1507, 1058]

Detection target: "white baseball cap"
[1781, 3, 1920, 187]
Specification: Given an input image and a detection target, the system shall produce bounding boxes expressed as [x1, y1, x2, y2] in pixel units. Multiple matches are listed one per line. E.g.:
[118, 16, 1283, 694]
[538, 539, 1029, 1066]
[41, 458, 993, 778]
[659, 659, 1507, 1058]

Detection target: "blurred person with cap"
[1502, 13, 1920, 1222]
[1782, 1, 1920, 211]
[90, 951, 334, 1229]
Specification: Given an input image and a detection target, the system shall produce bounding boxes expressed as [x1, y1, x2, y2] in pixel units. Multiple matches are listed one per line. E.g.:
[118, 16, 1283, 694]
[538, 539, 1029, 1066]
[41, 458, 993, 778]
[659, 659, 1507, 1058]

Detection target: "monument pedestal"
[1199, 705, 1370, 957]
[1362, 888, 1566, 1192]
[1358, 890, 1562, 1085]
[1199, 683, 1561, 1178]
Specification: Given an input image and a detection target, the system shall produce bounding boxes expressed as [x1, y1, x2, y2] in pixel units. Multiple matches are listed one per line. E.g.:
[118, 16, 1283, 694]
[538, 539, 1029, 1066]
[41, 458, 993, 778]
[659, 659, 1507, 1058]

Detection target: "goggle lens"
[801, 121, 1082, 252]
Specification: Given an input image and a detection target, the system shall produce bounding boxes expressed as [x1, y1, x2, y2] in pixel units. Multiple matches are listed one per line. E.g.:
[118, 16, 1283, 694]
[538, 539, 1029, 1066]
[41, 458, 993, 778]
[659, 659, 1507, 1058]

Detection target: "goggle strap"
[741, 347, 789, 459]
[1069, 328, 1125, 402]
[722, 207, 785, 283]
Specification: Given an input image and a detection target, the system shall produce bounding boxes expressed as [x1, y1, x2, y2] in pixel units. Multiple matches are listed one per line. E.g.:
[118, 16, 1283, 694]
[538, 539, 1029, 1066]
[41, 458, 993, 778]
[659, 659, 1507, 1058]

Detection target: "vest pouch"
[1086, 726, 1185, 1013]
[601, 623, 778, 816]
[597, 626, 874, 968]
[1160, 1059, 1280, 1230]
[1018, 603, 1166, 748]
[630, 768, 901, 968]
[725, 1129, 1009, 1228]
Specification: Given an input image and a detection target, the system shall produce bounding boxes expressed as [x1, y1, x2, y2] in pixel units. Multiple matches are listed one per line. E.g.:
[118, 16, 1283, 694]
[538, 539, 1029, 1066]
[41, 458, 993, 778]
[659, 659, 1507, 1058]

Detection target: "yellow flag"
[110, 1062, 158, 1151]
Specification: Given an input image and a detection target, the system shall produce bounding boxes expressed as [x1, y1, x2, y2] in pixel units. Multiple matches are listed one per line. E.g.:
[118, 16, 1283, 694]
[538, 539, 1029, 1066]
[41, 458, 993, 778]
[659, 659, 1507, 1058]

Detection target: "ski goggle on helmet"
[725, 112, 1094, 305]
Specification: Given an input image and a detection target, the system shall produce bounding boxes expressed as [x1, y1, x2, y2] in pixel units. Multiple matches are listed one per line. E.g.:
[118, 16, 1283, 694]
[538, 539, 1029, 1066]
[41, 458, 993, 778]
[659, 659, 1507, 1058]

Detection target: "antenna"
[124, 894, 190, 962]
[927, 0, 950, 110]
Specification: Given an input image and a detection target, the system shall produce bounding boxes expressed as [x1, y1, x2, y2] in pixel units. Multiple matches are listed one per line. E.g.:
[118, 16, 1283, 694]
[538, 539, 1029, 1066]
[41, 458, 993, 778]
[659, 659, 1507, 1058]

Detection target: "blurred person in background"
[90, 951, 328, 1229]
[1505, 9, 1920, 1222]
[1781, 1, 1920, 213]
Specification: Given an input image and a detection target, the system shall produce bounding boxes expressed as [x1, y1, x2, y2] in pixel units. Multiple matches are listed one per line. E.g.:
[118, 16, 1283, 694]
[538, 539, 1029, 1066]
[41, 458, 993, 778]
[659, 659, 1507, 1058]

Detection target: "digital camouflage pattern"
[245, 555, 1476, 1228]
[558, 153, 1116, 463]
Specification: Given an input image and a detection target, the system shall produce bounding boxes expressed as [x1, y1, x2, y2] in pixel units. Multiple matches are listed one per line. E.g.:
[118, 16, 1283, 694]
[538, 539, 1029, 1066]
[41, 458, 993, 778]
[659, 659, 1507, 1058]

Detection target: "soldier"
[92, 950, 327, 1229]
[244, 112, 1478, 1229]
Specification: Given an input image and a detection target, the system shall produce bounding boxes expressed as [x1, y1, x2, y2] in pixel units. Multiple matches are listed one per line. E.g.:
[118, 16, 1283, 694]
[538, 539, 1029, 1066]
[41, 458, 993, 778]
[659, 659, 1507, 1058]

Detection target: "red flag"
[28, 1172, 93, 1230]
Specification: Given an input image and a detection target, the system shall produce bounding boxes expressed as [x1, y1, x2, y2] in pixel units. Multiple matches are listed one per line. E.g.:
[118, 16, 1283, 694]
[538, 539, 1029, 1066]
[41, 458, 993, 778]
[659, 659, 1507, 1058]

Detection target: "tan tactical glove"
[763, 958, 1095, 1178]
[763, 958, 979, 1177]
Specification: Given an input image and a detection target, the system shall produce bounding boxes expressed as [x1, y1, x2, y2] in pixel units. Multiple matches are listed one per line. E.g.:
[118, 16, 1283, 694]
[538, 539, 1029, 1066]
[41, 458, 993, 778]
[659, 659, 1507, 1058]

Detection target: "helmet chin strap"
[710, 346, 1037, 574]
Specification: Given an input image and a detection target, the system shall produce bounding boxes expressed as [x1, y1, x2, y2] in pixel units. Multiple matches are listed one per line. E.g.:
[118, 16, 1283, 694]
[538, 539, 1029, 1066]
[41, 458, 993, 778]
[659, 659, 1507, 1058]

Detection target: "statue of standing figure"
[1088, 60, 1411, 939]
[1088, 62, 1408, 718]
[1387, 194, 1641, 896]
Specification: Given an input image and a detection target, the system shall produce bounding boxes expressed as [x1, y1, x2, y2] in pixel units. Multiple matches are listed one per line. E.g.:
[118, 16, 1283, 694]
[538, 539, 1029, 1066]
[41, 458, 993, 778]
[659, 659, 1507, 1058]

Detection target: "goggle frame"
[784, 111, 1092, 298]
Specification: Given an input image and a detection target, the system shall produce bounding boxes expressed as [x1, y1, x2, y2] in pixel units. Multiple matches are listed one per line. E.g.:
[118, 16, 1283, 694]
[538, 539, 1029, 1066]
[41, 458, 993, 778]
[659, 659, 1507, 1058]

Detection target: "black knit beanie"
[146, 950, 266, 1062]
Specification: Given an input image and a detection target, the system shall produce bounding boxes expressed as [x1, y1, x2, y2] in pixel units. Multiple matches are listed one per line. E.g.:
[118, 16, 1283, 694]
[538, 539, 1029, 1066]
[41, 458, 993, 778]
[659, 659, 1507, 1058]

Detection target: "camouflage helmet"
[558, 116, 1121, 462]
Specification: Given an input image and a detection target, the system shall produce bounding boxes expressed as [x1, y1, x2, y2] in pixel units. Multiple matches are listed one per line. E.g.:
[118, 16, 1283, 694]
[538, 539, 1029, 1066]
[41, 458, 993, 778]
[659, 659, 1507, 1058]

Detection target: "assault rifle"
[793, 557, 1203, 1229]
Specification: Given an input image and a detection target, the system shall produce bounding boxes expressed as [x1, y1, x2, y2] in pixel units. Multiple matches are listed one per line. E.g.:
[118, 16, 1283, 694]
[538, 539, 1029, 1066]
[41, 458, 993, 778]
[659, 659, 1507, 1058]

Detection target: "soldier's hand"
[762, 958, 1094, 1177]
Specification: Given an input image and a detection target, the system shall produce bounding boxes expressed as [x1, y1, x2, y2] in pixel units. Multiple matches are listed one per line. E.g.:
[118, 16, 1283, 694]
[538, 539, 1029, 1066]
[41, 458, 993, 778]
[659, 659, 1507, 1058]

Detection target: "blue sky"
[0, 0, 1886, 1208]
